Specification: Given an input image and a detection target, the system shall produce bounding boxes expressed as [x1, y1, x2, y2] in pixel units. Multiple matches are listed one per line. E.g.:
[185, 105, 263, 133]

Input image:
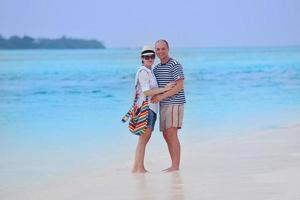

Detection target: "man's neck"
[160, 57, 170, 64]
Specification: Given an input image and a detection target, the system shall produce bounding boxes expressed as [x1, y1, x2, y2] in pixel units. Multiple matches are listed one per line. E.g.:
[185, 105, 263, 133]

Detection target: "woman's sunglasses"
[142, 55, 155, 60]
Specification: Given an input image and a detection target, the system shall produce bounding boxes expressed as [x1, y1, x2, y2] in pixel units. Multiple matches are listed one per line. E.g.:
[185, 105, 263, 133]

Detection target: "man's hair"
[155, 39, 169, 49]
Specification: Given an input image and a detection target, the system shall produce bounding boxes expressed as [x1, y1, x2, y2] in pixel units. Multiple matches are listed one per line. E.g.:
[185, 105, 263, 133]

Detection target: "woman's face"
[142, 54, 155, 67]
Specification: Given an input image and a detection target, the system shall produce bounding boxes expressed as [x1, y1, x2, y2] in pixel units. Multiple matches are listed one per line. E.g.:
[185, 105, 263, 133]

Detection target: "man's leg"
[163, 127, 181, 172]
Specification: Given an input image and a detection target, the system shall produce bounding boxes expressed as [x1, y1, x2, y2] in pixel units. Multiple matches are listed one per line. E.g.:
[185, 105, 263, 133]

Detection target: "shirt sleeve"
[138, 70, 150, 92]
[171, 62, 185, 81]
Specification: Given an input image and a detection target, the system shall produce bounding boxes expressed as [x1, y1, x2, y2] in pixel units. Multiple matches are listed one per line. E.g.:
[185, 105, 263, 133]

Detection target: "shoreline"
[2, 122, 300, 200]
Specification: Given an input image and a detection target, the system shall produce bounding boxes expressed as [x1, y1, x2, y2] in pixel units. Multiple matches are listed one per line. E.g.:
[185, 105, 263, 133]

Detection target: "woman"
[132, 45, 174, 173]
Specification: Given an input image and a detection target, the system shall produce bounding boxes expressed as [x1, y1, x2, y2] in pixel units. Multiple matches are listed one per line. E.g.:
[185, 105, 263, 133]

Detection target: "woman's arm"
[143, 82, 175, 97]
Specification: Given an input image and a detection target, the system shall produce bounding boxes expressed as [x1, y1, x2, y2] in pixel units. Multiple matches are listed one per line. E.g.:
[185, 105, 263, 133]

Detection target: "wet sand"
[2, 123, 300, 200]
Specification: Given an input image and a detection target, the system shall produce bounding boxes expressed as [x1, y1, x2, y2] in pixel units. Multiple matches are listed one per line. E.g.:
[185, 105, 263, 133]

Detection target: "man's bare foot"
[132, 168, 148, 173]
[162, 166, 179, 172]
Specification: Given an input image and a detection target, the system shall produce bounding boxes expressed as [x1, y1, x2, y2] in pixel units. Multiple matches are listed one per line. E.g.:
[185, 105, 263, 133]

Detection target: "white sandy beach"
[1, 123, 300, 200]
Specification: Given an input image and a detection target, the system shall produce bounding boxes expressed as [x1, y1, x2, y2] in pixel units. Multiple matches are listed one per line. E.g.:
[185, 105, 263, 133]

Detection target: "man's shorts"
[159, 104, 184, 132]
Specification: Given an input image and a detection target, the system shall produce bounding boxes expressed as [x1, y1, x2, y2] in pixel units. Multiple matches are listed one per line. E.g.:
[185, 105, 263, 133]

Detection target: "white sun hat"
[141, 45, 155, 56]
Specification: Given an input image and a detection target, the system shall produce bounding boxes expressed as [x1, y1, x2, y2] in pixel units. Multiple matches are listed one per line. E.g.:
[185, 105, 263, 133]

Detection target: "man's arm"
[151, 79, 184, 103]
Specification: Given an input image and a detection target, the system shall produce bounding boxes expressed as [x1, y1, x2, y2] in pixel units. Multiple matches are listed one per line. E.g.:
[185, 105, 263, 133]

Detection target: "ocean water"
[1, 47, 300, 186]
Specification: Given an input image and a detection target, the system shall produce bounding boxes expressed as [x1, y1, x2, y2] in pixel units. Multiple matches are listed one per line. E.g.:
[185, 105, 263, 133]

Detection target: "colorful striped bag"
[122, 93, 149, 136]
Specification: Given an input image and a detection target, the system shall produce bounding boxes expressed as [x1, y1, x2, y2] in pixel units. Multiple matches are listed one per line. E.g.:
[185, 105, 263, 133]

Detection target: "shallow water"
[1, 47, 300, 186]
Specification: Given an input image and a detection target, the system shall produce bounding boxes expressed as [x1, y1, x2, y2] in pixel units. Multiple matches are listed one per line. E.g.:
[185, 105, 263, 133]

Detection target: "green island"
[0, 35, 105, 49]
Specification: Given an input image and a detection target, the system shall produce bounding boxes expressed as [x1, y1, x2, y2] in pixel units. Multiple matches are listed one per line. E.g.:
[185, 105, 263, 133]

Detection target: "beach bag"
[122, 69, 150, 136]
[122, 94, 149, 136]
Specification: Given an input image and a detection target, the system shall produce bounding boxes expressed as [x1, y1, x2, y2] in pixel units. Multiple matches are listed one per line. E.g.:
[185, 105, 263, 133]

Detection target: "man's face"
[155, 42, 169, 60]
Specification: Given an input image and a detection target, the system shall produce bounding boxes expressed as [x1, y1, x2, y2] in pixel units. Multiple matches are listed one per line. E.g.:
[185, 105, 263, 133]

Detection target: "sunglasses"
[142, 55, 155, 60]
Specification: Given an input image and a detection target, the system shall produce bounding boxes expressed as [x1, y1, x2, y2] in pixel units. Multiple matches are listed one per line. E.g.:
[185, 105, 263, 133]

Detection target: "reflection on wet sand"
[169, 172, 185, 200]
[132, 171, 185, 200]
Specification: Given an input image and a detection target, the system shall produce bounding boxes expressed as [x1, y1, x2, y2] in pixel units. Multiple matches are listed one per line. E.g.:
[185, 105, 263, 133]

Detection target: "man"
[152, 39, 186, 172]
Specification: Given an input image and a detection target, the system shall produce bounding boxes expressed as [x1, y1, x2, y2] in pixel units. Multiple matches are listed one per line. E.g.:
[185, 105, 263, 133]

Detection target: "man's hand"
[151, 79, 183, 103]
[151, 94, 163, 103]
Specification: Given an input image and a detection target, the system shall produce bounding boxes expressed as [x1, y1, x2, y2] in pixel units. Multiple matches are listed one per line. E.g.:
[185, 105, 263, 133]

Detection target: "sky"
[0, 0, 299, 48]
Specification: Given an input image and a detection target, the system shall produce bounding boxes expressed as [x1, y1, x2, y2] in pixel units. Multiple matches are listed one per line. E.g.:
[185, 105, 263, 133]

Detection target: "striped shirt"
[153, 58, 186, 105]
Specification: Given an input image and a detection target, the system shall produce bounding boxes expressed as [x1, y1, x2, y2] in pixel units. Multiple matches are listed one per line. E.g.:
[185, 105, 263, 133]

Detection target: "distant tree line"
[0, 35, 105, 49]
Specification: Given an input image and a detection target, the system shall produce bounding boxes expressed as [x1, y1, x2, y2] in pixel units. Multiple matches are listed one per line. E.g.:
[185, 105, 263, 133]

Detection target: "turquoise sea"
[1, 47, 300, 186]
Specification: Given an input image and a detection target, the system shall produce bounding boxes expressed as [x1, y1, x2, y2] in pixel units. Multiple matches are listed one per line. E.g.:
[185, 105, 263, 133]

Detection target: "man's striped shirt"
[153, 58, 186, 105]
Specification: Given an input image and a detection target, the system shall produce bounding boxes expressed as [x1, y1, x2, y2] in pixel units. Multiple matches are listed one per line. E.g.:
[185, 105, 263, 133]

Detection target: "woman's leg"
[132, 128, 152, 173]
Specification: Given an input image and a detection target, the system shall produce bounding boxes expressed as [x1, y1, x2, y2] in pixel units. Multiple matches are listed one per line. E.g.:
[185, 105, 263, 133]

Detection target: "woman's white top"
[134, 66, 159, 113]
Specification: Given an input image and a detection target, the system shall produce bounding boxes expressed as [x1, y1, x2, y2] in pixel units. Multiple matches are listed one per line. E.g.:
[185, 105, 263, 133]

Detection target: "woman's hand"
[151, 95, 160, 103]
[164, 82, 176, 91]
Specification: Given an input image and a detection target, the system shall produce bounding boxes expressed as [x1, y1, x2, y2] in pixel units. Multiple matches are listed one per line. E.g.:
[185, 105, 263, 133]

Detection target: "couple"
[132, 39, 186, 173]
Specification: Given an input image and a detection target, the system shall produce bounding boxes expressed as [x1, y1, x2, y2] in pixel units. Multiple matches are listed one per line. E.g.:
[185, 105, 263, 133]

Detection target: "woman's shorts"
[147, 109, 157, 131]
